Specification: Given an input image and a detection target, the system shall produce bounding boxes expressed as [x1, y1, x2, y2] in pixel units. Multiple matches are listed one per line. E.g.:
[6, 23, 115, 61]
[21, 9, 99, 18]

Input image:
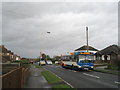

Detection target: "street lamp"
[47, 32, 51, 33]
[39, 32, 51, 62]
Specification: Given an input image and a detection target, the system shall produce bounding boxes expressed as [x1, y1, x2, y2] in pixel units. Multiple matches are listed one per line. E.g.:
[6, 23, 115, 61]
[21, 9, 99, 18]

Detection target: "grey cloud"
[3, 2, 117, 19]
[2, 2, 118, 58]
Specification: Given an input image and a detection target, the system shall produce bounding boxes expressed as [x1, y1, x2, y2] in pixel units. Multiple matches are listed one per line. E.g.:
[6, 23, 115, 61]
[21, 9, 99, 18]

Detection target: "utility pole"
[85, 26, 89, 60]
[86, 26, 89, 52]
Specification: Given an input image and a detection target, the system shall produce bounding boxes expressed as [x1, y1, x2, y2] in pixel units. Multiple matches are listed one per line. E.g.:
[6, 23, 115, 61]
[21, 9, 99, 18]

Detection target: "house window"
[7, 53, 10, 55]
[96, 55, 101, 60]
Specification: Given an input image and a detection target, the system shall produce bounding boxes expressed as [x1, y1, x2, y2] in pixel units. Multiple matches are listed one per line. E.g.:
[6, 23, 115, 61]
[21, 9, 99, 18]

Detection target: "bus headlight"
[91, 66, 93, 68]
[78, 66, 81, 68]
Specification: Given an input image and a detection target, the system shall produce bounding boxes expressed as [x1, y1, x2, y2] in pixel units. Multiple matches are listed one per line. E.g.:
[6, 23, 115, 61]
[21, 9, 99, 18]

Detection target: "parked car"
[36, 62, 40, 65]
[46, 60, 52, 65]
[39, 60, 46, 66]
[55, 61, 59, 64]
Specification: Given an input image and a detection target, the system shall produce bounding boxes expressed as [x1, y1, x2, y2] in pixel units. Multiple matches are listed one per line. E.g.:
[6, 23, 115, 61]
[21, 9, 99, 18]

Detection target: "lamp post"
[39, 32, 51, 64]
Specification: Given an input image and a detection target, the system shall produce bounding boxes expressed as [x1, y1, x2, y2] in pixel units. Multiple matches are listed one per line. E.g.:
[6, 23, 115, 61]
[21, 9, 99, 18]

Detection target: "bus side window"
[80, 60, 83, 63]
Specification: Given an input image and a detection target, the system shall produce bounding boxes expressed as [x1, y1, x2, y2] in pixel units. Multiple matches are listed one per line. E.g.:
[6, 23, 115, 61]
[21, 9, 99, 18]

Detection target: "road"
[42, 64, 119, 88]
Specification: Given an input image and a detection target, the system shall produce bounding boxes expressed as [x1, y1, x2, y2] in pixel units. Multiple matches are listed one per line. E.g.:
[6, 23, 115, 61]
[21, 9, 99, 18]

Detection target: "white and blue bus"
[60, 52, 94, 70]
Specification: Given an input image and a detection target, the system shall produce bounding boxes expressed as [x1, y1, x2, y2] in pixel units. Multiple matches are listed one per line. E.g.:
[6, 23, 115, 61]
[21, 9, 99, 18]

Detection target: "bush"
[12, 59, 30, 64]
[106, 64, 119, 70]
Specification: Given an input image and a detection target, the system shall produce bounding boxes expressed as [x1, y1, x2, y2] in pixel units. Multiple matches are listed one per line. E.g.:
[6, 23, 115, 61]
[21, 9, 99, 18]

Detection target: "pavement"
[24, 65, 52, 88]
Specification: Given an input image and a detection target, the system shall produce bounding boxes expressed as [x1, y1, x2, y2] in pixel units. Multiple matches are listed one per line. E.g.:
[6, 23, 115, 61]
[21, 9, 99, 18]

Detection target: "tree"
[46, 55, 50, 60]
[41, 53, 46, 60]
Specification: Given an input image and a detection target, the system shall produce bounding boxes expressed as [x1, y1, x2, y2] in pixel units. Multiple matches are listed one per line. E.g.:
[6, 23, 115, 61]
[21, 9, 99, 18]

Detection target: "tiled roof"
[0, 45, 8, 53]
[95, 44, 120, 55]
[75, 45, 98, 51]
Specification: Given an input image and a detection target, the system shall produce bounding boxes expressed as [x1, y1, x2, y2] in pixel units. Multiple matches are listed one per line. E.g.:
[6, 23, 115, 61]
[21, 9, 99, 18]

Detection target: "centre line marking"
[114, 81, 120, 84]
[83, 73, 100, 79]
[73, 71, 77, 72]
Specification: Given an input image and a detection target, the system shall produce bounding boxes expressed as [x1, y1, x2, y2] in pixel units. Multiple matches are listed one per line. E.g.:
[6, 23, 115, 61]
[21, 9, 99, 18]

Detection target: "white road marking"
[33, 74, 39, 77]
[68, 70, 77, 72]
[114, 81, 120, 84]
[73, 71, 77, 72]
[83, 73, 100, 79]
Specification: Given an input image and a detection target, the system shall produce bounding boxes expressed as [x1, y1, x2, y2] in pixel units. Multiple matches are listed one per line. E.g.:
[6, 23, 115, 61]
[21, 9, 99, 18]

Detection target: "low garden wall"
[1, 64, 29, 88]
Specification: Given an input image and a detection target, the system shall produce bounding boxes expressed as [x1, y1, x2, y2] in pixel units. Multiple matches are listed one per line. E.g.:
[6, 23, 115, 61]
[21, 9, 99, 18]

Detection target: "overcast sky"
[2, 2, 118, 58]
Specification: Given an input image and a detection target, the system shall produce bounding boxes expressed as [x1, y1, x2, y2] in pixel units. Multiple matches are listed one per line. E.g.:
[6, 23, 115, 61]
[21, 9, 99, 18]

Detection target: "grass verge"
[34, 65, 43, 69]
[94, 69, 120, 75]
[41, 71, 62, 84]
[52, 84, 76, 90]
[41, 71, 74, 89]
[31, 64, 43, 69]
[52, 84, 71, 88]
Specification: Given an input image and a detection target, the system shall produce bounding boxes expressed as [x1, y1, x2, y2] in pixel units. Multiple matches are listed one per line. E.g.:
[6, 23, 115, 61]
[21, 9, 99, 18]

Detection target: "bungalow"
[74, 45, 98, 60]
[54, 56, 61, 61]
[95, 44, 120, 63]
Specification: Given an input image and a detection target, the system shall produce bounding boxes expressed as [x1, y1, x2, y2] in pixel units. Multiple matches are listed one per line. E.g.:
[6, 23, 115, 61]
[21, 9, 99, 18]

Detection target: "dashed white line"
[68, 70, 77, 72]
[73, 71, 77, 72]
[83, 73, 100, 79]
[114, 81, 120, 84]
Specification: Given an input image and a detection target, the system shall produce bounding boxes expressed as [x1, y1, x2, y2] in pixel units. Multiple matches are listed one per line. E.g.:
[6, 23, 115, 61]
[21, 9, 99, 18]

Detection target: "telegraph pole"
[85, 26, 89, 60]
[86, 26, 89, 52]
